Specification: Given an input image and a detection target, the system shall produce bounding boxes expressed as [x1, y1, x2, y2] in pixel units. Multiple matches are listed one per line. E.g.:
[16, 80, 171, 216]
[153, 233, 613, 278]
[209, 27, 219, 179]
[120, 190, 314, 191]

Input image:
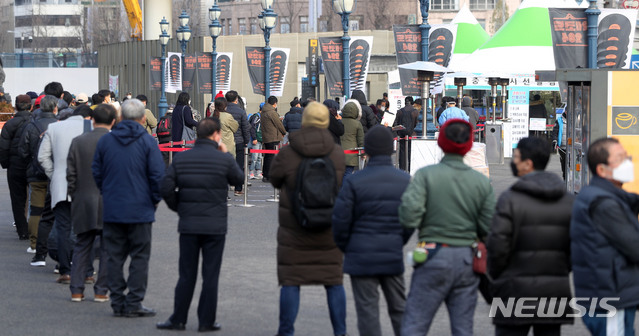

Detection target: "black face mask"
[510, 161, 519, 177]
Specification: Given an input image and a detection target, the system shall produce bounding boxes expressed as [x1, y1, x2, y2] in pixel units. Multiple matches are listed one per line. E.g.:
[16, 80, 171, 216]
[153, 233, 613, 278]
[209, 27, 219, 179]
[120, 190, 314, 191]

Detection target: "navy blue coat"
[571, 176, 639, 309]
[283, 107, 303, 133]
[332, 156, 413, 276]
[161, 139, 244, 235]
[92, 120, 165, 224]
[226, 102, 251, 146]
[171, 104, 198, 142]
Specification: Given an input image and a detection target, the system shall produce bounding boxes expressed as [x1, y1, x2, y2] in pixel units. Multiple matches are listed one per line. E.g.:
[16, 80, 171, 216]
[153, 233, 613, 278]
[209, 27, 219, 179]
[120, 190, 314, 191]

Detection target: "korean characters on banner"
[183, 55, 197, 90]
[245, 47, 290, 97]
[319, 37, 343, 97]
[507, 89, 530, 157]
[149, 57, 162, 91]
[196, 52, 233, 94]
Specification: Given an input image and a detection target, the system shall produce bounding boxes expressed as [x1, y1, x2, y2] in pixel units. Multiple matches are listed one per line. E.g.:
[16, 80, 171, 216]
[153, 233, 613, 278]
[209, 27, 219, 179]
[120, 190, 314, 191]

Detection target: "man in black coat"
[224, 90, 251, 194]
[488, 137, 574, 336]
[67, 104, 116, 302]
[0, 95, 32, 242]
[352, 89, 378, 133]
[158, 117, 244, 332]
[392, 96, 418, 172]
[332, 126, 412, 336]
[283, 97, 303, 133]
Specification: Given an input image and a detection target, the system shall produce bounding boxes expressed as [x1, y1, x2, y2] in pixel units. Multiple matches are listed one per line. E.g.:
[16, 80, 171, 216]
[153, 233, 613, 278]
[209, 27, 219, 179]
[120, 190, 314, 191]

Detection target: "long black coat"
[0, 110, 31, 169]
[161, 139, 243, 235]
[487, 171, 574, 325]
[67, 127, 109, 234]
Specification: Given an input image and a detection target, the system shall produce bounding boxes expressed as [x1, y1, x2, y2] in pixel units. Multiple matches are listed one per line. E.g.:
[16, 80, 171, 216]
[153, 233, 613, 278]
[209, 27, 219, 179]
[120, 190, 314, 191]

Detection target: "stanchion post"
[404, 136, 409, 173]
[236, 147, 255, 207]
[169, 141, 174, 164]
[357, 149, 363, 170]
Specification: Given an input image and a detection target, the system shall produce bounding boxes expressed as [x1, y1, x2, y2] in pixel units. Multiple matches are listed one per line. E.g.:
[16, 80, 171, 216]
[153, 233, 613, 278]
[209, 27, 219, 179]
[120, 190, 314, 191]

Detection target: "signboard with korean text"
[182, 54, 197, 90]
[319, 37, 344, 97]
[549, 9, 588, 69]
[149, 57, 162, 91]
[393, 25, 422, 96]
[245, 47, 290, 96]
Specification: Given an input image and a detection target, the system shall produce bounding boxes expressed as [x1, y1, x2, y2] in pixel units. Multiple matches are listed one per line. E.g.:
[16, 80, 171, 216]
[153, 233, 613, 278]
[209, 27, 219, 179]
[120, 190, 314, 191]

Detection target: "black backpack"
[29, 121, 48, 178]
[291, 155, 338, 231]
[157, 113, 172, 144]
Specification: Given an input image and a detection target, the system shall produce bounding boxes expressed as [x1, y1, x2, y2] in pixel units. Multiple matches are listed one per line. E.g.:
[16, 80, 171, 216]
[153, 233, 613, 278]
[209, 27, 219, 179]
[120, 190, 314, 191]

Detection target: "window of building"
[300, 16, 308, 33]
[238, 18, 247, 35]
[477, 19, 486, 29]
[431, 0, 458, 10]
[280, 17, 290, 34]
[228, 19, 232, 35]
[349, 16, 361, 31]
[318, 20, 328, 32]
[250, 18, 258, 34]
[221, 19, 226, 35]
[469, 0, 495, 10]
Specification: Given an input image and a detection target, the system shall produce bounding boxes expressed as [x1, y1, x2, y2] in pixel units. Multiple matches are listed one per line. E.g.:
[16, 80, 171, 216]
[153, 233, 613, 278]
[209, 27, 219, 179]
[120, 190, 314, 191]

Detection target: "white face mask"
[126, 95, 132, 99]
[612, 159, 634, 183]
[379, 106, 386, 112]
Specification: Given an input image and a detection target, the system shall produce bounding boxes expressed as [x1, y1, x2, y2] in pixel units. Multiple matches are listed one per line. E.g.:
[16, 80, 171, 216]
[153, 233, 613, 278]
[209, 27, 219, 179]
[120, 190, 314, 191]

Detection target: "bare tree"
[85, 2, 129, 51]
[490, 0, 509, 34]
[172, 0, 203, 37]
[363, 0, 401, 30]
[275, 0, 305, 33]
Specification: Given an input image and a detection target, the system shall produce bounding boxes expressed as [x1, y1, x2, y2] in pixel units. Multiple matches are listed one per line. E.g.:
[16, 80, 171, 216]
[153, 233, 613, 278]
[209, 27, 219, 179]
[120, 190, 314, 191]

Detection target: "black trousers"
[235, 143, 245, 192]
[8, 166, 28, 237]
[398, 138, 412, 172]
[559, 147, 566, 181]
[70, 230, 108, 295]
[103, 222, 152, 313]
[170, 234, 225, 328]
[263, 142, 279, 179]
[35, 190, 55, 258]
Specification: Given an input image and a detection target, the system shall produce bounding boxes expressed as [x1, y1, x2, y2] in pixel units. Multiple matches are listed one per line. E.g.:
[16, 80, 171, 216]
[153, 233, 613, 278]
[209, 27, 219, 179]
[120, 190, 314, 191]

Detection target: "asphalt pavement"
[0, 152, 634, 335]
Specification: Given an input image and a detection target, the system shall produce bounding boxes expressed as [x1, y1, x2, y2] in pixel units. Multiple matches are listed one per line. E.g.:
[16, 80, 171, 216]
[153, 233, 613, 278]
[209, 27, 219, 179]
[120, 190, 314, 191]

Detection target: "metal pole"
[586, 0, 600, 69]
[159, 43, 168, 118]
[341, 12, 351, 99]
[404, 136, 409, 172]
[236, 147, 255, 207]
[211, 35, 217, 99]
[501, 85, 507, 119]
[264, 26, 271, 100]
[169, 141, 174, 164]
[419, 0, 430, 63]
[422, 80, 430, 138]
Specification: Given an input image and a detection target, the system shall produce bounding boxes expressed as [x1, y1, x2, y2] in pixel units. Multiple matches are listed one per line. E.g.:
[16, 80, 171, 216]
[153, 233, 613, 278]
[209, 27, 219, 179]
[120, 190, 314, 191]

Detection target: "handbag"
[180, 106, 196, 142]
[472, 241, 487, 274]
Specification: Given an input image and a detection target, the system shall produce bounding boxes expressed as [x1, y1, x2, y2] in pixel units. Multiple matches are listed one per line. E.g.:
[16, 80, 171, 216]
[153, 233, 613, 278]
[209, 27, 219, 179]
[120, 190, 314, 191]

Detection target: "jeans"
[263, 142, 278, 179]
[351, 275, 405, 336]
[278, 285, 346, 336]
[249, 142, 262, 172]
[401, 247, 479, 336]
[582, 307, 636, 336]
[53, 201, 74, 276]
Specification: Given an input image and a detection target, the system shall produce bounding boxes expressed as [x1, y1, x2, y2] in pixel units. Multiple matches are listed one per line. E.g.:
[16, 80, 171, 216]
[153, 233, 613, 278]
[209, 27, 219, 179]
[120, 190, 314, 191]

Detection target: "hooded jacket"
[0, 110, 31, 169]
[340, 99, 364, 167]
[92, 120, 164, 224]
[351, 89, 378, 133]
[283, 106, 303, 133]
[488, 171, 574, 325]
[461, 97, 479, 127]
[269, 126, 346, 286]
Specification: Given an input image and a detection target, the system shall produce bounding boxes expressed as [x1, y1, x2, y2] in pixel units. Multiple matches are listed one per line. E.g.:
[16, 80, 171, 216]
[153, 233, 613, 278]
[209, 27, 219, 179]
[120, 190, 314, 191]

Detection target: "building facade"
[14, 0, 84, 53]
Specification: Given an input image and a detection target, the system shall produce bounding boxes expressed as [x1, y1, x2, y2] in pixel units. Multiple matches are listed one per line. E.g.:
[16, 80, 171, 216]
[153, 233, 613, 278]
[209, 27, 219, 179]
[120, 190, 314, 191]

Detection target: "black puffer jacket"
[488, 171, 574, 325]
[226, 102, 251, 146]
[0, 110, 31, 169]
[161, 139, 244, 235]
[351, 90, 377, 133]
[283, 106, 303, 133]
[18, 112, 58, 182]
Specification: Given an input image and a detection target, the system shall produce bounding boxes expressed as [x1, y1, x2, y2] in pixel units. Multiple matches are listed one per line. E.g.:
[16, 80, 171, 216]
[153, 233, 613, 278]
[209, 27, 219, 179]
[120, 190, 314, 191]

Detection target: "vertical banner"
[597, 9, 637, 69]
[319, 37, 344, 97]
[393, 25, 422, 96]
[270, 47, 290, 97]
[549, 9, 588, 69]
[149, 57, 162, 91]
[166, 52, 182, 93]
[109, 75, 119, 98]
[428, 24, 456, 94]
[182, 54, 197, 90]
[216, 52, 233, 93]
[196, 52, 212, 93]
[349, 36, 373, 94]
[246, 47, 266, 95]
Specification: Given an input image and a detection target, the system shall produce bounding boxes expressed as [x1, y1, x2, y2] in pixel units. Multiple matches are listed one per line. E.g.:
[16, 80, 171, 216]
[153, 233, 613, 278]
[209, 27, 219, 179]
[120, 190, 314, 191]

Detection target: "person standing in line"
[488, 137, 574, 336]
[552, 110, 568, 180]
[210, 97, 238, 159]
[393, 97, 418, 172]
[260, 96, 286, 183]
[571, 138, 639, 335]
[340, 99, 364, 178]
[67, 104, 117, 303]
[323, 99, 344, 146]
[352, 89, 378, 133]
[136, 95, 158, 135]
[270, 102, 347, 336]
[92, 99, 164, 318]
[399, 119, 495, 336]
[332, 125, 412, 336]
[283, 97, 303, 134]
[248, 103, 264, 179]
[157, 117, 244, 332]
[171, 92, 197, 143]
[224, 90, 251, 195]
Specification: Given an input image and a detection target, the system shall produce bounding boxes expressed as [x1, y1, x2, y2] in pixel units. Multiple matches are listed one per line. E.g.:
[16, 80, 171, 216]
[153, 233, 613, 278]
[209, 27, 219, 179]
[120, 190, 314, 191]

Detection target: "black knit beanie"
[365, 125, 394, 157]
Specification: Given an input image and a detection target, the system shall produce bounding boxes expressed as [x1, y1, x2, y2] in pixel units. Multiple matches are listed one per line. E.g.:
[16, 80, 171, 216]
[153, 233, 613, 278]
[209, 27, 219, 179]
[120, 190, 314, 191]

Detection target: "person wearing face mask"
[370, 99, 386, 123]
[571, 137, 639, 336]
[488, 137, 574, 336]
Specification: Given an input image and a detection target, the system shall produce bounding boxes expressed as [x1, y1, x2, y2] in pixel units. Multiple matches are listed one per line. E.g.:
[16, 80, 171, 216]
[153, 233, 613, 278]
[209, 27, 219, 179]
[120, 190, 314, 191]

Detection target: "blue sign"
[631, 54, 639, 69]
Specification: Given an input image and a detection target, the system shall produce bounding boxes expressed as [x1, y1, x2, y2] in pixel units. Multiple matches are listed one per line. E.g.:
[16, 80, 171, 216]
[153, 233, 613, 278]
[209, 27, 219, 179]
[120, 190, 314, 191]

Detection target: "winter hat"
[26, 91, 38, 100]
[215, 91, 224, 99]
[34, 94, 45, 107]
[76, 92, 89, 104]
[302, 102, 329, 129]
[365, 125, 394, 157]
[438, 119, 473, 156]
[15, 94, 31, 106]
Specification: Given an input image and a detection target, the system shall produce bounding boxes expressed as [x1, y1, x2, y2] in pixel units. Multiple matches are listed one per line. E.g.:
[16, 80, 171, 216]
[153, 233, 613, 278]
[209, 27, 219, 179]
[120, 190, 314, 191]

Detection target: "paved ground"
[0, 152, 633, 335]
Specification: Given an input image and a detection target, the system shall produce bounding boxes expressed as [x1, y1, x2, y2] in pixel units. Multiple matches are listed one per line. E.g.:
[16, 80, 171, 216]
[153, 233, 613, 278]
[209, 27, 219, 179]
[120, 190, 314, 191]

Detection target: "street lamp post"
[177, 10, 192, 88]
[585, 0, 600, 69]
[158, 17, 170, 118]
[333, 0, 356, 100]
[260, 0, 277, 100]
[209, 2, 222, 100]
[418, 0, 431, 62]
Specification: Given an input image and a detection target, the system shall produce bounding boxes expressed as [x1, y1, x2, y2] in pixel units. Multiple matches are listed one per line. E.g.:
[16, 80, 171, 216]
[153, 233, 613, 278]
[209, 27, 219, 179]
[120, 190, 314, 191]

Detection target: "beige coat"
[219, 111, 239, 158]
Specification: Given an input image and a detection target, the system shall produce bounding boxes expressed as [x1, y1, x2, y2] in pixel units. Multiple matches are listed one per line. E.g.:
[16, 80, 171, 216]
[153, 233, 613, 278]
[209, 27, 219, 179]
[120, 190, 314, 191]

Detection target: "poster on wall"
[182, 54, 197, 90]
[149, 57, 162, 91]
[548, 8, 588, 69]
[349, 36, 373, 94]
[393, 25, 422, 97]
[319, 37, 344, 97]
[597, 9, 638, 69]
[196, 52, 233, 94]
[196, 52, 212, 93]
[428, 24, 457, 95]
[109, 75, 119, 98]
[246, 47, 290, 96]
[506, 89, 530, 157]
[166, 52, 182, 93]
[216, 52, 233, 93]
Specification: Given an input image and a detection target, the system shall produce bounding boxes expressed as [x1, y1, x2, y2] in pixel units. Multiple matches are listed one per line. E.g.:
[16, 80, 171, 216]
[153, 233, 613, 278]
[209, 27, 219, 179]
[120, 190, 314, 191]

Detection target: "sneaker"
[234, 191, 244, 196]
[249, 173, 256, 180]
[71, 294, 84, 302]
[26, 247, 36, 254]
[85, 276, 95, 284]
[54, 264, 60, 274]
[94, 294, 110, 303]
[30, 254, 46, 267]
[57, 274, 71, 284]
